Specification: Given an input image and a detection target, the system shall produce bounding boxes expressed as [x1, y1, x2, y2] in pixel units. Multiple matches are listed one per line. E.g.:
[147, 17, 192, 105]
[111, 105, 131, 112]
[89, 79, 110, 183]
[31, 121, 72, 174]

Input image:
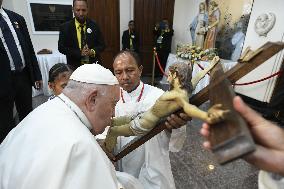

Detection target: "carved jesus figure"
[105, 56, 227, 152]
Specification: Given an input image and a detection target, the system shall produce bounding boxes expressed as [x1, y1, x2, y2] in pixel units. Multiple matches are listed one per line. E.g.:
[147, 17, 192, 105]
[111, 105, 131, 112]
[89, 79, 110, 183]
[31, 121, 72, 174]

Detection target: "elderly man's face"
[90, 85, 120, 135]
[73, 0, 88, 24]
[113, 53, 142, 92]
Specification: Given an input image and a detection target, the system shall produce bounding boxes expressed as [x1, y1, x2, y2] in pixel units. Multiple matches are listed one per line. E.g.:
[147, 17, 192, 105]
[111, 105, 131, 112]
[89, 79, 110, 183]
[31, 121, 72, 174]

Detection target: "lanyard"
[120, 83, 144, 103]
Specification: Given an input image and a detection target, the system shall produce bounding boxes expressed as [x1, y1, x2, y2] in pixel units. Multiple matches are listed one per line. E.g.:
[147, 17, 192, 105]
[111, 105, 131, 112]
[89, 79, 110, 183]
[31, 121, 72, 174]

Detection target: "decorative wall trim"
[254, 13, 276, 37]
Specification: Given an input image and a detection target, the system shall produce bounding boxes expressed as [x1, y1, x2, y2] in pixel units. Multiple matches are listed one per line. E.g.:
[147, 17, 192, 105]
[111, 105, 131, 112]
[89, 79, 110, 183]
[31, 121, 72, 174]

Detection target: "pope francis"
[0, 64, 142, 189]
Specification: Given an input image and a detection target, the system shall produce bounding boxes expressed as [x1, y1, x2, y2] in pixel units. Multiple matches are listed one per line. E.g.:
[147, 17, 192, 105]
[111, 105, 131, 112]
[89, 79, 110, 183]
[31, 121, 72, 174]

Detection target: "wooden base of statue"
[208, 64, 256, 164]
[113, 42, 284, 163]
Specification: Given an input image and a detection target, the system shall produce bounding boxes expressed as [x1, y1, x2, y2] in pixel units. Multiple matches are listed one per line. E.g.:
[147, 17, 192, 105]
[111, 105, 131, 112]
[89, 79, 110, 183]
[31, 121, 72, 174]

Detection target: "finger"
[203, 141, 211, 150]
[170, 114, 187, 125]
[200, 123, 210, 137]
[222, 110, 230, 117]
[165, 121, 173, 130]
[213, 104, 222, 109]
[233, 96, 265, 127]
[200, 127, 209, 137]
[166, 115, 184, 129]
[178, 113, 192, 121]
[202, 122, 210, 129]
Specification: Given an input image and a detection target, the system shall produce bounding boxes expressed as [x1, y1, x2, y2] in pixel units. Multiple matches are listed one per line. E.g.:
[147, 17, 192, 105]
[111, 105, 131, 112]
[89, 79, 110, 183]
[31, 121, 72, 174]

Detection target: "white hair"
[63, 80, 109, 101]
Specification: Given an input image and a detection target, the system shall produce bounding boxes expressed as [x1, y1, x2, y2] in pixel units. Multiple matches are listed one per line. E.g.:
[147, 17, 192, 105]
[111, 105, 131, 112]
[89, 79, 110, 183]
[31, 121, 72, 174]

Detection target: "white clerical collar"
[0, 8, 8, 19]
[120, 81, 145, 103]
[126, 81, 143, 97]
[58, 93, 92, 130]
[0, 7, 4, 15]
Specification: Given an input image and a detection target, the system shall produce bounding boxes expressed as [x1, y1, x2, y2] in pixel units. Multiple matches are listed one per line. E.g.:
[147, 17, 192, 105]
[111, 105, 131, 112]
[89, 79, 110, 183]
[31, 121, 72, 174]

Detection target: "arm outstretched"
[191, 56, 220, 89]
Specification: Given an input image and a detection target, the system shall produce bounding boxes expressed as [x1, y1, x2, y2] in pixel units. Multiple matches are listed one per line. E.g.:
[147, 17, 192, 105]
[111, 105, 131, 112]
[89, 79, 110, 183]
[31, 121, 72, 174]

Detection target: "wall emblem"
[254, 13, 276, 37]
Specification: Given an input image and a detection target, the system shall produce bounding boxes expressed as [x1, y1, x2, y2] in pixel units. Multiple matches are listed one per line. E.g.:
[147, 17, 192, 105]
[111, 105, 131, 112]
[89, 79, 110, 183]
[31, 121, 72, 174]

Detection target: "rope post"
[151, 47, 156, 86]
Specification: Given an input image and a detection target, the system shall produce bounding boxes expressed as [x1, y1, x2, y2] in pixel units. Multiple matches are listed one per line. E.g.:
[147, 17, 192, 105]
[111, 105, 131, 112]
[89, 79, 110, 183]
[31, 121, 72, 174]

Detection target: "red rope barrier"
[233, 70, 283, 86]
[154, 51, 168, 77]
[154, 50, 209, 77]
[196, 62, 205, 70]
[195, 62, 211, 76]
[153, 49, 282, 87]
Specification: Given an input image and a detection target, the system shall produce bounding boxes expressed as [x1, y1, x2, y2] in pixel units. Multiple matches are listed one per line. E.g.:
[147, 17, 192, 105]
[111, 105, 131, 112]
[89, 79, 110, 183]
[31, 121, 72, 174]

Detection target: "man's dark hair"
[114, 50, 142, 67]
[73, 0, 88, 7]
[168, 63, 193, 93]
[128, 20, 135, 25]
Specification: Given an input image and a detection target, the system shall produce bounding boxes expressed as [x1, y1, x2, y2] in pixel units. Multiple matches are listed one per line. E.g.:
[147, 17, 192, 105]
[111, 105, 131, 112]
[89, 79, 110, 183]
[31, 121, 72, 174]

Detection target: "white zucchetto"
[70, 64, 118, 85]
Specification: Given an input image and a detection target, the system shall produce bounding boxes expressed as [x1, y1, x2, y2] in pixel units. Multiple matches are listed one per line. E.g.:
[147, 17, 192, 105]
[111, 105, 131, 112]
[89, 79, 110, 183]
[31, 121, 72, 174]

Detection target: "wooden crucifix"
[112, 42, 284, 163]
[208, 63, 255, 164]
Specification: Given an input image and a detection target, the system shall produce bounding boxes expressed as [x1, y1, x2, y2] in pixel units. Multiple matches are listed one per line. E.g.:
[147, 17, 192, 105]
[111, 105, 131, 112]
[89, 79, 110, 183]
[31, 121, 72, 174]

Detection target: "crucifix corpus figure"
[105, 56, 228, 152]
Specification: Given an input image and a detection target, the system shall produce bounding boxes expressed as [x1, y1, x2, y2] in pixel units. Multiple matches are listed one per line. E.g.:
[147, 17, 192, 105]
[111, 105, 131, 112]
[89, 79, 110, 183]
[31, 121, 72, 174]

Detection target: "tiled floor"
[170, 103, 258, 189]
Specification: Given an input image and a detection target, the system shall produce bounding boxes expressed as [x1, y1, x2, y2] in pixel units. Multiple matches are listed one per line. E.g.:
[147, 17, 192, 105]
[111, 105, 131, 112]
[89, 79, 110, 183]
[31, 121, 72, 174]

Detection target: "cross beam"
[208, 63, 255, 164]
[113, 42, 284, 162]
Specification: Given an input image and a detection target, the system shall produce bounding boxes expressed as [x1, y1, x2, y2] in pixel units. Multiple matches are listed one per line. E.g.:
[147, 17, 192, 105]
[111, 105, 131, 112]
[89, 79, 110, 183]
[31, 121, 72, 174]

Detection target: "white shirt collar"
[58, 93, 92, 130]
[0, 7, 4, 15]
[122, 81, 143, 98]
[0, 8, 8, 19]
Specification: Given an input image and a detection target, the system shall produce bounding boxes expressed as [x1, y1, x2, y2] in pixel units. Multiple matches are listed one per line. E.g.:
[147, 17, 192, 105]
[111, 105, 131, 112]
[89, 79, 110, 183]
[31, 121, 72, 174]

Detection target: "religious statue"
[204, 1, 221, 49]
[231, 22, 245, 61]
[190, 2, 208, 49]
[104, 56, 228, 152]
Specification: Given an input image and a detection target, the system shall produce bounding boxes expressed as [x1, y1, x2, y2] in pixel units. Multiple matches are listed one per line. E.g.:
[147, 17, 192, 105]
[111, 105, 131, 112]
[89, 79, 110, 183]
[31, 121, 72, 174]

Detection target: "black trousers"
[0, 69, 32, 143]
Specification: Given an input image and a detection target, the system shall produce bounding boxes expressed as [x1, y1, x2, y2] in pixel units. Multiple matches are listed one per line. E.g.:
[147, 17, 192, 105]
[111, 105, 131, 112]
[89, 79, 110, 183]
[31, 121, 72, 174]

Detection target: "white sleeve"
[258, 170, 284, 189]
[62, 140, 120, 189]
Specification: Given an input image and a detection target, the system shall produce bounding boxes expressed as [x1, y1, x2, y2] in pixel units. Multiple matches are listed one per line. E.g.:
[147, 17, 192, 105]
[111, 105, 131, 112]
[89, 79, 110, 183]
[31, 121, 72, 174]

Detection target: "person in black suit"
[0, 0, 42, 142]
[58, 0, 105, 69]
[153, 19, 174, 77]
[122, 20, 139, 53]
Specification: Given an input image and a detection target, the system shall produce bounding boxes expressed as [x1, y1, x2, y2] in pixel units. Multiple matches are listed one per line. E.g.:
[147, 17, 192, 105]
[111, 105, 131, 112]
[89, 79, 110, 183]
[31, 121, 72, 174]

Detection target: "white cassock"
[0, 94, 125, 189]
[258, 171, 284, 189]
[115, 81, 187, 189]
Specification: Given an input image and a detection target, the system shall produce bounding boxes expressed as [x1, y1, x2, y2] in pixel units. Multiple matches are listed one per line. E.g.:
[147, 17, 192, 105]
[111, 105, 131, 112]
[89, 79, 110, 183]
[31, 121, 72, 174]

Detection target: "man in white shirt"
[0, 64, 140, 189]
[112, 50, 189, 189]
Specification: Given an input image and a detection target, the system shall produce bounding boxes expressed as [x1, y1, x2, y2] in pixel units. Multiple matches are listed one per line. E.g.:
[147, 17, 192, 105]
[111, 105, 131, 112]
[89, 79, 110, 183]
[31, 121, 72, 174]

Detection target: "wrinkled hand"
[201, 96, 284, 175]
[165, 113, 191, 131]
[34, 80, 43, 90]
[206, 104, 228, 124]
